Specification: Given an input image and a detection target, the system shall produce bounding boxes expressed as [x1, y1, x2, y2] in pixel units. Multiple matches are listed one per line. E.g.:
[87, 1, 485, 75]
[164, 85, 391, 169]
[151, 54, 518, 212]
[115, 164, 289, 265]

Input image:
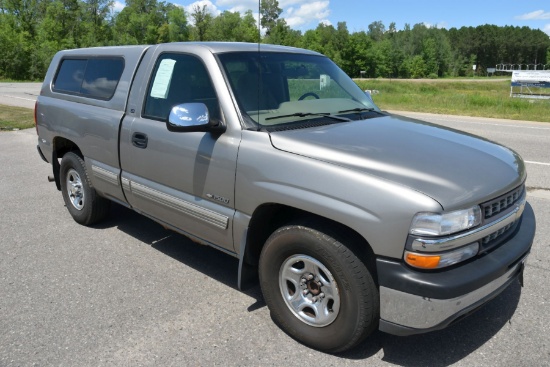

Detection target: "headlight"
[404, 242, 479, 269]
[410, 206, 482, 236]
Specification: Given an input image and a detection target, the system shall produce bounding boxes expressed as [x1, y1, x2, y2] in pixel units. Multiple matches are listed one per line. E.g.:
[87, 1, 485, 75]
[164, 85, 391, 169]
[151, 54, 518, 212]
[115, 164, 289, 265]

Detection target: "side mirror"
[167, 103, 226, 133]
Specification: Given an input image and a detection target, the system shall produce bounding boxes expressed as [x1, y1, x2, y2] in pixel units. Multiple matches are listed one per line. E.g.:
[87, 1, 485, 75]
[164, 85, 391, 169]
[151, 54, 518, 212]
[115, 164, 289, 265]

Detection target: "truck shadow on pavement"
[342, 281, 521, 365]
[96, 203, 522, 365]
[94, 203, 266, 304]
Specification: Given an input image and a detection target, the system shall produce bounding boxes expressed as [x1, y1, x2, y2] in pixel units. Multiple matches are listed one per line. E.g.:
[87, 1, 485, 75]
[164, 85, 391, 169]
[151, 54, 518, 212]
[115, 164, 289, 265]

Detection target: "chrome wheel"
[279, 254, 340, 327]
[66, 168, 84, 210]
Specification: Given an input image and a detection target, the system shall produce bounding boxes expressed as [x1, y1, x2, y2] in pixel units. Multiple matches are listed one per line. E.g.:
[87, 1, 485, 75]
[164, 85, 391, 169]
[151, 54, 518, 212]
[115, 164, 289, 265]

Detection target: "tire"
[259, 222, 379, 353]
[60, 152, 110, 226]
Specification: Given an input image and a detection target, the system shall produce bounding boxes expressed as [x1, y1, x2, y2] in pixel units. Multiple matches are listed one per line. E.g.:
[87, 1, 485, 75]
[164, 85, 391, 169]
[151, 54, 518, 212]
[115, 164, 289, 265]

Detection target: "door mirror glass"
[167, 103, 225, 133]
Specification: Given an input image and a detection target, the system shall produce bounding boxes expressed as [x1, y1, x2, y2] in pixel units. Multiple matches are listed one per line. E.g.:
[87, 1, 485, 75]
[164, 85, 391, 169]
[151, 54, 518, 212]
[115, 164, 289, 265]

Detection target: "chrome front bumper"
[377, 202, 535, 336]
[379, 253, 528, 335]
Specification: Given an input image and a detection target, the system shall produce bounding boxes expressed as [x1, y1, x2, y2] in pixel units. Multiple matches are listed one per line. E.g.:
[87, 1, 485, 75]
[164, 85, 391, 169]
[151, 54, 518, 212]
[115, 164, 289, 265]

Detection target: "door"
[120, 52, 241, 252]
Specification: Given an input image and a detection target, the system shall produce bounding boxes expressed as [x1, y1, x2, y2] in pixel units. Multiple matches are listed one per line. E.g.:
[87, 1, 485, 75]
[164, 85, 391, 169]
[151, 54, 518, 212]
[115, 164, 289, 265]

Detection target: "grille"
[482, 221, 516, 245]
[482, 185, 524, 219]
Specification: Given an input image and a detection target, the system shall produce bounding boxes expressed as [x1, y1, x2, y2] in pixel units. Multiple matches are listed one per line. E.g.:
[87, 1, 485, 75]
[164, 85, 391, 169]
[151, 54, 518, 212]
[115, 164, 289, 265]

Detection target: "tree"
[114, 0, 171, 44]
[260, 0, 281, 37]
[341, 31, 372, 77]
[207, 11, 242, 41]
[0, 13, 32, 79]
[81, 0, 114, 46]
[157, 5, 189, 43]
[407, 55, 427, 78]
[1, 0, 46, 39]
[237, 10, 260, 43]
[191, 4, 212, 41]
[265, 18, 300, 46]
[167, 6, 189, 42]
[2, 2, 550, 81]
[367, 20, 385, 42]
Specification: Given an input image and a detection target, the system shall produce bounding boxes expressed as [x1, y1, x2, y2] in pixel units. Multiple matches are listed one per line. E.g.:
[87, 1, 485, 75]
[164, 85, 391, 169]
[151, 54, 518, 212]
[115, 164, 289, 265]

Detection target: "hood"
[269, 114, 526, 209]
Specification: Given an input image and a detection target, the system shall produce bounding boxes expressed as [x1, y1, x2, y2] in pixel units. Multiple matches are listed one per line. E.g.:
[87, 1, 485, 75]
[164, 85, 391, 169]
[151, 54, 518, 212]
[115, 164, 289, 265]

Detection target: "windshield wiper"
[337, 107, 378, 114]
[265, 112, 351, 122]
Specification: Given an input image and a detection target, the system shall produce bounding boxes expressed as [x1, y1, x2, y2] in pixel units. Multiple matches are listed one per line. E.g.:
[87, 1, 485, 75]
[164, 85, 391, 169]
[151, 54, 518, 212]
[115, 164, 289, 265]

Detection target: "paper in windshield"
[150, 59, 176, 99]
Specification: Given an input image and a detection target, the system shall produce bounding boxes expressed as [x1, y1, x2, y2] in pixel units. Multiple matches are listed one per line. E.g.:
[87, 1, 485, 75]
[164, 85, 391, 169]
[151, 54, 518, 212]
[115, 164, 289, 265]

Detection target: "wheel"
[60, 152, 110, 225]
[259, 223, 379, 353]
[298, 92, 320, 100]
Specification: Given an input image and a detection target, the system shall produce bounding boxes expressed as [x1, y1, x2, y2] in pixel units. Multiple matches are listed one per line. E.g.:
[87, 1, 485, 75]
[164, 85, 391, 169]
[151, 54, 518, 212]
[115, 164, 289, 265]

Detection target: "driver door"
[120, 51, 240, 252]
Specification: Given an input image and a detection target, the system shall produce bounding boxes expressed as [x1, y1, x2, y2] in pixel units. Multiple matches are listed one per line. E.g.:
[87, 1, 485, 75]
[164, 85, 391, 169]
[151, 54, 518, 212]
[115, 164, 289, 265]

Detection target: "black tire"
[259, 222, 379, 353]
[60, 152, 110, 226]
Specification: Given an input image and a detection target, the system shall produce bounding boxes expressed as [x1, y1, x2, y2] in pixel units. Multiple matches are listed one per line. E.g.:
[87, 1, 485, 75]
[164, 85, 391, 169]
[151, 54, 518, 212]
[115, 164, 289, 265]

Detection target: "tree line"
[1, 0, 549, 80]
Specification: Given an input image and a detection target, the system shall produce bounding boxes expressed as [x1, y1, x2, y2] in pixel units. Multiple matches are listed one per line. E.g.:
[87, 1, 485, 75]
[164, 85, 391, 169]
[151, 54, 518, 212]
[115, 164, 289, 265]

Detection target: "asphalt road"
[0, 86, 549, 366]
[0, 83, 41, 109]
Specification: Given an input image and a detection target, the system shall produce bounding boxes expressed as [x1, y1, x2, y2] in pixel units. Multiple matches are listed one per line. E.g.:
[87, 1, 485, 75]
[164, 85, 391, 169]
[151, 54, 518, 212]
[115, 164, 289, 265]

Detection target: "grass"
[0, 79, 41, 82]
[356, 79, 550, 122]
[0, 104, 35, 131]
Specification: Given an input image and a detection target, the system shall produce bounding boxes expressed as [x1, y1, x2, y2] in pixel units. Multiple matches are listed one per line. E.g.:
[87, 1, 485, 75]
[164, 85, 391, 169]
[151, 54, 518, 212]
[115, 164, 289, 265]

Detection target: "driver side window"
[143, 53, 221, 121]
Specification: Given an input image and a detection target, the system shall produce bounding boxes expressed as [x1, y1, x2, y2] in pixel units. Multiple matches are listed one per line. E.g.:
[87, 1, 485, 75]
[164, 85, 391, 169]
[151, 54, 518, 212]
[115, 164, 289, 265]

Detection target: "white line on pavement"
[0, 95, 36, 102]
[525, 161, 550, 166]
[428, 118, 550, 130]
[392, 111, 550, 130]
[426, 116, 550, 130]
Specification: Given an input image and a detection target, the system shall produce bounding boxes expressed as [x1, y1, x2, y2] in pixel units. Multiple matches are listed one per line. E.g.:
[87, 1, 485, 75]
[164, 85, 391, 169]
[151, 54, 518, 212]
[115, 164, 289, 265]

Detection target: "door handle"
[132, 132, 148, 149]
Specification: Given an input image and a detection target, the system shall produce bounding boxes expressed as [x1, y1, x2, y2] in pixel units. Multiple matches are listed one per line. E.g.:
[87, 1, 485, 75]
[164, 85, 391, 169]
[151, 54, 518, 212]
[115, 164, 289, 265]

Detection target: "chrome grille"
[482, 185, 524, 219]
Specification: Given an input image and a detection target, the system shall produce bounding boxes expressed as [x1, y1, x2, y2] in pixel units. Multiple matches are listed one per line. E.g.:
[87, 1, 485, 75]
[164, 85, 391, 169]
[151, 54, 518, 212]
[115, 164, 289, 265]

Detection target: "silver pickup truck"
[35, 42, 536, 353]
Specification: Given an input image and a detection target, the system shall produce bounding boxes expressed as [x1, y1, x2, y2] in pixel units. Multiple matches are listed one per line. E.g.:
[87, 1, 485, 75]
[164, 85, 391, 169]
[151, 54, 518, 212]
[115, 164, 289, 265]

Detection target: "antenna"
[256, 0, 261, 129]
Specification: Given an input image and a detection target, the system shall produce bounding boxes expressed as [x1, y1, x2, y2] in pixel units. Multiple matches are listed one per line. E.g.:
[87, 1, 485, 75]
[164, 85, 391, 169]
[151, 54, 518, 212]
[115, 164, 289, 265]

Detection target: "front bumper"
[377, 202, 536, 336]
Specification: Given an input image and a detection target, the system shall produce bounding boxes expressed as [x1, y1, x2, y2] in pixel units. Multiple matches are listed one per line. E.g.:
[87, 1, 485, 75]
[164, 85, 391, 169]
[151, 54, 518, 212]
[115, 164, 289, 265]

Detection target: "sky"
[113, 0, 550, 36]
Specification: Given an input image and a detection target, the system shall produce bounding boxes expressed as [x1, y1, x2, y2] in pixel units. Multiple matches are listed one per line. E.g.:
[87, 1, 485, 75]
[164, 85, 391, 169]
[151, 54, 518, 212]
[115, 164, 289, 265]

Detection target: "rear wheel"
[60, 152, 110, 225]
[259, 222, 379, 353]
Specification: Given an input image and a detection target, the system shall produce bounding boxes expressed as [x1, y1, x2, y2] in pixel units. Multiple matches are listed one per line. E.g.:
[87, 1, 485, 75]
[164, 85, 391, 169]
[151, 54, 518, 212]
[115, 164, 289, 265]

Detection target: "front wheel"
[60, 152, 110, 225]
[259, 223, 379, 353]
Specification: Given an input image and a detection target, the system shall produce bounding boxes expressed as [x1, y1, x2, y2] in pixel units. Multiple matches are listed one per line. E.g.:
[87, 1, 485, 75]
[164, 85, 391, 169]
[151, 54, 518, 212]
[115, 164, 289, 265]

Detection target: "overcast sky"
[112, 0, 550, 35]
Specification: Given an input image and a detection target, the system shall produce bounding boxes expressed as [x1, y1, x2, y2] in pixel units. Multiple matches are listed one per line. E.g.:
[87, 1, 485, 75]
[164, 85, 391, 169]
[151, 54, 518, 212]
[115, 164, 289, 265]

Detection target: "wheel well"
[244, 204, 378, 285]
[53, 137, 82, 160]
[51, 137, 83, 190]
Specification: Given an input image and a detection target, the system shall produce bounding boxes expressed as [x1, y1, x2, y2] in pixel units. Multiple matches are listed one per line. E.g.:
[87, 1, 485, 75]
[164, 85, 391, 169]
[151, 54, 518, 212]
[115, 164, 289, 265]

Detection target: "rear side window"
[53, 58, 124, 100]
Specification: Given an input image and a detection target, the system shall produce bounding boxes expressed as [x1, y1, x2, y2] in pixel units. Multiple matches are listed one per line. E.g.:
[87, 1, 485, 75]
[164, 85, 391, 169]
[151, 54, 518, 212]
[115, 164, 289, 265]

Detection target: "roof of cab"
[166, 42, 323, 55]
[53, 42, 323, 58]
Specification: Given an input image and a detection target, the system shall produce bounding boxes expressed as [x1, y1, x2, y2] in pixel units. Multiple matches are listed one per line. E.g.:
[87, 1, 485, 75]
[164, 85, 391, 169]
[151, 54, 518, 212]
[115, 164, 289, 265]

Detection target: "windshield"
[217, 52, 381, 128]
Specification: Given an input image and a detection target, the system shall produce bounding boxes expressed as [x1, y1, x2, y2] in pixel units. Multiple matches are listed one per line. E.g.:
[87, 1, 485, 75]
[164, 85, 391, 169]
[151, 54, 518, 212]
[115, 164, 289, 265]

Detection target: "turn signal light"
[404, 242, 479, 269]
[405, 253, 441, 269]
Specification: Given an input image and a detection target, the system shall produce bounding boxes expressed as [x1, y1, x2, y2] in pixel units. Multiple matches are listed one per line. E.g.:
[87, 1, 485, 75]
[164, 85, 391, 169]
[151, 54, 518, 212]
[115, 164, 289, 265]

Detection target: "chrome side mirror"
[167, 103, 225, 133]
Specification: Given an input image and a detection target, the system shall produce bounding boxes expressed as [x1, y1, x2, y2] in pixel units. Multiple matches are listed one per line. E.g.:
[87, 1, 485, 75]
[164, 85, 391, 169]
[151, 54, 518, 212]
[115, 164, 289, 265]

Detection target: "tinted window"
[80, 59, 124, 99]
[53, 59, 87, 94]
[144, 53, 220, 121]
[53, 58, 124, 100]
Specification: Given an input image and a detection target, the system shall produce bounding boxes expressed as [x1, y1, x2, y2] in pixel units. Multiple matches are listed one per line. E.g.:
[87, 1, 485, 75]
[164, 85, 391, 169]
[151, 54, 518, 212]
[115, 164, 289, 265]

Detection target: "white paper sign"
[150, 59, 176, 99]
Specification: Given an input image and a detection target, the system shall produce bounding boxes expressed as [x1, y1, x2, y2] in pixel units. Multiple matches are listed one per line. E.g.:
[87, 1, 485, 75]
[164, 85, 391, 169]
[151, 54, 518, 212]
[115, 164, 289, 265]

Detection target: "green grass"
[0, 79, 41, 82]
[356, 80, 550, 122]
[0, 104, 35, 131]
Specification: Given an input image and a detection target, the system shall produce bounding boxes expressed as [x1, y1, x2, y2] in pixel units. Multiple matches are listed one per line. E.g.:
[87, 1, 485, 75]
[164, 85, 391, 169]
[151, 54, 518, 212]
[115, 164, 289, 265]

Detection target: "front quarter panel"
[235, 131, 442, 259]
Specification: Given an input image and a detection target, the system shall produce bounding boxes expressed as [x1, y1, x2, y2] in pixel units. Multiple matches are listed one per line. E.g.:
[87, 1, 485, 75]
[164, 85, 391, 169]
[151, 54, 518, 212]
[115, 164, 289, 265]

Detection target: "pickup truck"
[35, 42, 536, 353]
